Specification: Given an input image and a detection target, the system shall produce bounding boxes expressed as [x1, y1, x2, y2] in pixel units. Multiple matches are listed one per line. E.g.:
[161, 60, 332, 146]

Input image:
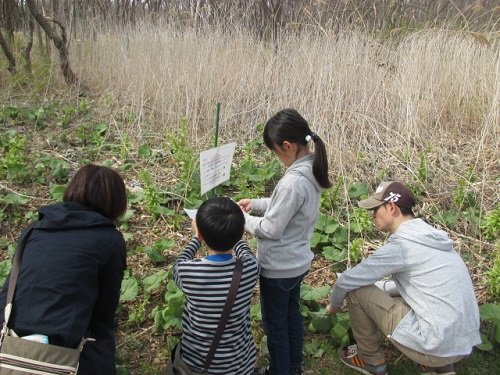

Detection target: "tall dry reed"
[69, 24, 498, 211]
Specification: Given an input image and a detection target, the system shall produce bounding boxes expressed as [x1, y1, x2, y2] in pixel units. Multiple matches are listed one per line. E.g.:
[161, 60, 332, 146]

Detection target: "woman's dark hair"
[196, 197, 245, 251]
[64, 164, 127, 221]
[264, 108, 332, 189]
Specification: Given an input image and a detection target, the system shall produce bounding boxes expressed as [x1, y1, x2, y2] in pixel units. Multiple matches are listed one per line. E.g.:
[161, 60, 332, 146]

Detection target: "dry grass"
[67, 25, 499, 211]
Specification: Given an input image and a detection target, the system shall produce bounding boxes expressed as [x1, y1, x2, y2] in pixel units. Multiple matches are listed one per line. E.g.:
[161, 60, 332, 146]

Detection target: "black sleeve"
[89, 231, 126, 333]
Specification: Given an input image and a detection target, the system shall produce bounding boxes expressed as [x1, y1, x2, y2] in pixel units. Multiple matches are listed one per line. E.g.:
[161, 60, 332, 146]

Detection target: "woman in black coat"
[0, 164, 127, 375]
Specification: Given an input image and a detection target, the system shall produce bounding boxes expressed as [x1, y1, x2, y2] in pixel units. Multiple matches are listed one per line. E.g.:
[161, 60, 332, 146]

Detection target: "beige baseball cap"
[358, 181, 416, 210]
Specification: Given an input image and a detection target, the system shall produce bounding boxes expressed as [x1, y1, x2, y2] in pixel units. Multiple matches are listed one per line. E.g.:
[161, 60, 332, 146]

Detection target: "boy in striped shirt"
[173, 197, 260, 375]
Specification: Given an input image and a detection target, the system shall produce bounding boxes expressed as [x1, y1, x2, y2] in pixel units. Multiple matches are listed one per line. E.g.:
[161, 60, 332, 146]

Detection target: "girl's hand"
[238, 199, 252, 213]
[192, 219, 202, 241]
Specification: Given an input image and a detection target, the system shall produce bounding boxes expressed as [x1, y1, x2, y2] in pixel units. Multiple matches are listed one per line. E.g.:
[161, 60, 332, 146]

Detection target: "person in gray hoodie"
[327, 181, 481, 375]
[238, 109, 331, 375]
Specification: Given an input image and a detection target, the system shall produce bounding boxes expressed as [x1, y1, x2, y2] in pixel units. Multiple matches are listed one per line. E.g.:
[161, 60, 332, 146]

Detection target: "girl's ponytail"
[310, 134, 332, 189]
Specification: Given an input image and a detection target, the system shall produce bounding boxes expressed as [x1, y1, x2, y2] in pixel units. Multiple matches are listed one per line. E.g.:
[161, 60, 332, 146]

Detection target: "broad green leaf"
[1, 193, 29, 205]
[476, 334, 493, 351]
[144, 247, 165, 264]
[348, 183, 369, 199]
[310, 312, 333, 333]
[315, 214, 330, 231]
[300, 284, 330, 301]
[120, 276, 139, 302]
[323, 247, 346, 262]
[143, 271, 169, 293]
[127, 191, 144, 204]
[348, 222, 363, 233]
[119, 209, 135, 223]
[479, 303, 500, 321]
[154, 238, 175, 250]
[0, 259, 12, 286]
[304, 339, 324, 358]
[324, 222, 340, 234]
[332, 227, 348, 244]
[49, 185, 66, 201]
[331, 322, 349, 341]
[310, 232, 322, 248]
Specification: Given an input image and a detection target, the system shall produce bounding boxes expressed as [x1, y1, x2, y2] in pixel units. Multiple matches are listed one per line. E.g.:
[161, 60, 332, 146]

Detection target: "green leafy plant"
[486, 246, 500, 300]
[348, 207, 372, 234]
[166, 117, 201, 204]
[27, 105, 48, 128]
[349, 238, 365, 264]
[75, 122, 108, 147]
[477, 303, 500, 351]
[34, 154, 70, 184]
[228, 132, 282, 200]
[453, 168, 477, 211]
[120, 270, 140, 303]
[139, 170, 175, 218]
[482, 207, 500, 241]
[0, 130, 30, 183]
[0, 239, 13, 285]
[320, 176, 344, 211]
[0, 193, 30, 223]
[347, 182, 369, 200]
[135, 238, 175, 264]
[0, 106, 19, 124]
[152, 278, 185, 332]
[300, 284, 351, 349]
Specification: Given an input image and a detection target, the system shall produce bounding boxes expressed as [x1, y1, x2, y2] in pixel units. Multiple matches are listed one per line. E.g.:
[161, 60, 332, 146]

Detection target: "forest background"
[0, 1, 499, 374]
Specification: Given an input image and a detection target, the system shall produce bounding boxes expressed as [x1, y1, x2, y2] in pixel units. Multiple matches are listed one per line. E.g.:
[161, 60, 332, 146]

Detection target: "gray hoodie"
[330, 218, 481, 357]
[244, 154, 324, 278]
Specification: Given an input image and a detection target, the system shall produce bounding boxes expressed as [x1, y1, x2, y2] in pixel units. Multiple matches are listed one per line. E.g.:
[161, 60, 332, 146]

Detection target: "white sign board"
[200, 142, 236, 195]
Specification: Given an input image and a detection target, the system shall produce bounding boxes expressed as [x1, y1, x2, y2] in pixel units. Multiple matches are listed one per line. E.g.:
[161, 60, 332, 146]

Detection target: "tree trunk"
[2, 0, 17, 46]
[21, 16, 35, 75]
[26, 0, 79, 85]
[0, 28, 16, 74]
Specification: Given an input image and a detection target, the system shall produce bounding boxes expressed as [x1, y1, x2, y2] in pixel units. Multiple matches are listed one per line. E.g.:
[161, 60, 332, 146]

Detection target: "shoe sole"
[340, 358, 388, 375]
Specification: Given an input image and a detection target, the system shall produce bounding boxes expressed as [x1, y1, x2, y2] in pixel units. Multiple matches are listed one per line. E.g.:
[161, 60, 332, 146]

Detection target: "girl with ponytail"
[238, 109, 331, 375]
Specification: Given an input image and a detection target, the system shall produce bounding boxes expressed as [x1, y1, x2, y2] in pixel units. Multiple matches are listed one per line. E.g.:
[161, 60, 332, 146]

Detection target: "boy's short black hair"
[196, 197, 245, 251]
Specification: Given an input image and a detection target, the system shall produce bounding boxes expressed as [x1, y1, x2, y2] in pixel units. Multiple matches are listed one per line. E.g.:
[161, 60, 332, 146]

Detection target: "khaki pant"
[346, 285, 465, 367]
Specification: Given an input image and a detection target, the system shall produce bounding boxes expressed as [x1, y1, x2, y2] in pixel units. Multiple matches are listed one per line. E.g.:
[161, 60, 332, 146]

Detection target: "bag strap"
[2, 224, 35, 333]
[202, 257, 243, 373]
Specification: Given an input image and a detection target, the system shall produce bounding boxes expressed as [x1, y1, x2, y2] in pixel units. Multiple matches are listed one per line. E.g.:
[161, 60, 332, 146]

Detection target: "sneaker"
[338, 344, 388, 375]
[417, 363, 456, 375]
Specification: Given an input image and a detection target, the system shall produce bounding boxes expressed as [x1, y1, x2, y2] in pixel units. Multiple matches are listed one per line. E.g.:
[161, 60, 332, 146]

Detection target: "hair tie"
[306, 133, 318, 143]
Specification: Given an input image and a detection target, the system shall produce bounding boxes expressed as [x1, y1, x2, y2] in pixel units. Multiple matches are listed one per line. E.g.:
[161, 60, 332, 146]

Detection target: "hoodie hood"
[286, 154, 324, 193]
[392, 218, 453, 251]
[37, 202, 116, 230]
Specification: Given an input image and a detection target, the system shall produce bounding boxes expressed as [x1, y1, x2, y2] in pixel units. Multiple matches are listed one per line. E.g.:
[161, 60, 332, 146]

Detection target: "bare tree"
[26, 0, 79, 85]
[20, 15, 34, 74]
[0, 28, 16, 74]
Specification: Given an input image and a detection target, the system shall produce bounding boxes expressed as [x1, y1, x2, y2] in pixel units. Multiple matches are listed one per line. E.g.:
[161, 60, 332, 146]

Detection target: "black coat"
[0, 202, 126, 375]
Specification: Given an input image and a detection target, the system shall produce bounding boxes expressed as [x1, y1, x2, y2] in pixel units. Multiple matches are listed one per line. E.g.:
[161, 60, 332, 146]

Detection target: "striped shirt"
[173, 238, 259, 375]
